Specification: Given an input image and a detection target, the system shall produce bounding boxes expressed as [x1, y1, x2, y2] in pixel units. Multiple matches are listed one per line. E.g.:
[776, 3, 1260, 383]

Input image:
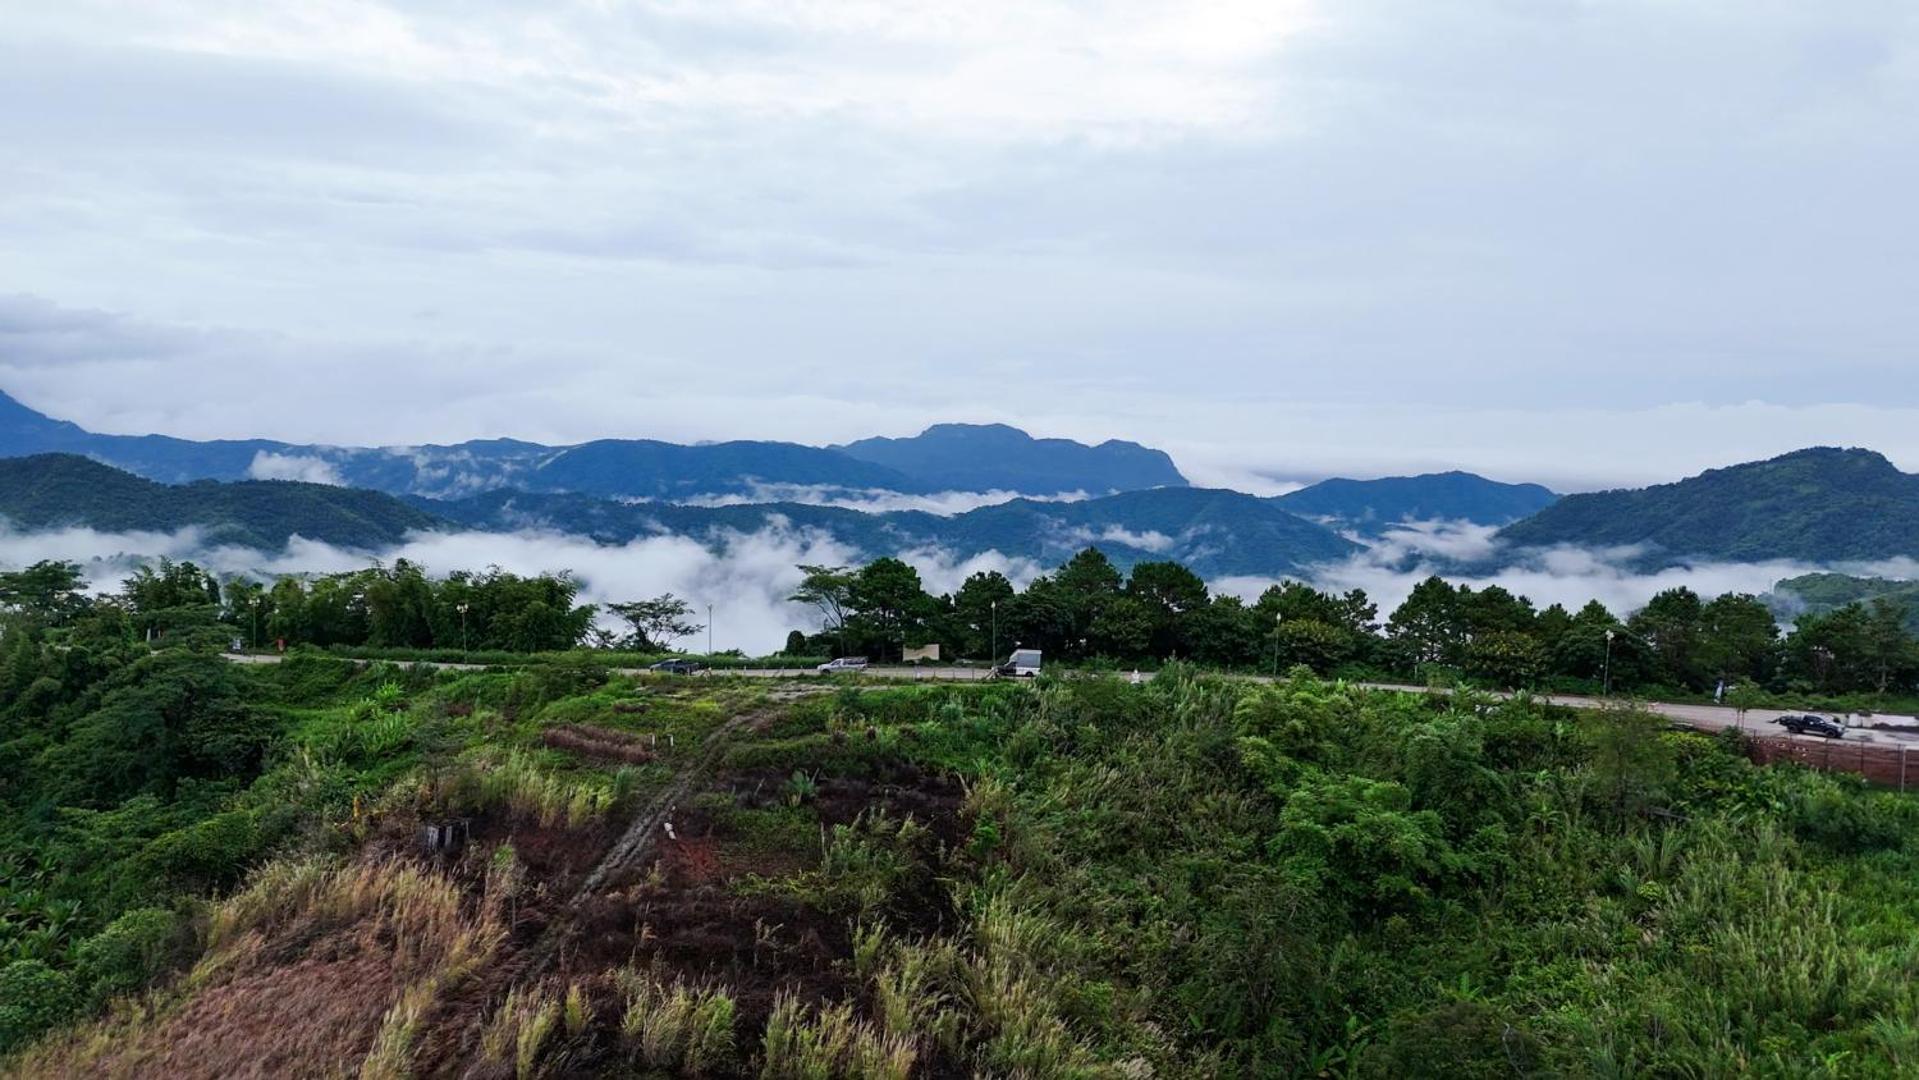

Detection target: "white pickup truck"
[816, 656, 870, 674]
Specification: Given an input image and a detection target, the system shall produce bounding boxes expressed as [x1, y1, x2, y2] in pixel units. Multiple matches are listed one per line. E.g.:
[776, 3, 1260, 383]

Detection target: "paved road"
[227, 654, 1919, 748]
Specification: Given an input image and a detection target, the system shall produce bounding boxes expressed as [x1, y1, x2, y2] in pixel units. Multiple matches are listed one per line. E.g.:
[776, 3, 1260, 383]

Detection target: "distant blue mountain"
[0, 451, 1357, 576]
[0, 391, 1184, 500]
[836, 423, 1186, 494]
[425, 485, 1357, 577]
[1277, 471, 1559, 535]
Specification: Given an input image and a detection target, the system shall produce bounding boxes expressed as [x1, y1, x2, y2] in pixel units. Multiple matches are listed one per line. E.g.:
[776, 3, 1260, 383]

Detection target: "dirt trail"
[510, 707, 767, 982]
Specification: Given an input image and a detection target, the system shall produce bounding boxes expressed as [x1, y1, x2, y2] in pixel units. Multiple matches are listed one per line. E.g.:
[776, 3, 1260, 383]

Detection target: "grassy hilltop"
[4, 652, 1919, 1077]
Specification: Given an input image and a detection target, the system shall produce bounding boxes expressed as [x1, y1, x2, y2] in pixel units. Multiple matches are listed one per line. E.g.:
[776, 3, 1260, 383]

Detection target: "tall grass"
[759, 992, 916, 1080]
[615, 969, 737, 1074]
[427, 749, 618, 827]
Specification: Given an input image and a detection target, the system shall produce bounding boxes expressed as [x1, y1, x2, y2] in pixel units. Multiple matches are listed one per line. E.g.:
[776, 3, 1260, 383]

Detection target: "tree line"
[784, 549, 1919, 697]
[3, 548, 1915, 697]
[0, 559, 703, 656]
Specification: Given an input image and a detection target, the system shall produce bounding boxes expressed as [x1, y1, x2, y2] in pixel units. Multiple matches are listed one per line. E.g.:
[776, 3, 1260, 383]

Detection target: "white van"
[994, 648, 1043, 678]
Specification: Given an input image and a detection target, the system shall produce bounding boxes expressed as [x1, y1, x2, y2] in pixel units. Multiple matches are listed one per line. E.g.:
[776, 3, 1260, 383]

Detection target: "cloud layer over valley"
[0, 521, 1044, 655]
[7, 516, 1915, 655]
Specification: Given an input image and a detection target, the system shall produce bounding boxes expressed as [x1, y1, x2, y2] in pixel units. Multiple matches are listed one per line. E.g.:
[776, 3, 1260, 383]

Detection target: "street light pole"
[1272, 612, 1282, 680]
[250, 596, 261, 650]
[707, 603, 714, 657]
[457, 603, 470, 659]
[991, 600, 998, 666]
[1603, 629, 1616, 696]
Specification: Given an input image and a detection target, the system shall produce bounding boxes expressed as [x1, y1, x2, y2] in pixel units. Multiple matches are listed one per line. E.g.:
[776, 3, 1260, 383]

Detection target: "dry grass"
[542, 723, 657, 765]
[615, 968, 738, 1075]
[428, 748, 618, 827]
[760, 992, 917, 1080]
[11, 856, 509, 1080]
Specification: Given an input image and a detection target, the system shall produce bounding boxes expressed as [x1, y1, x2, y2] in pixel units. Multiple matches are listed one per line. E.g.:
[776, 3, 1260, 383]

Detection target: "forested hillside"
[1498, 447, 1919, 565]
[1775, 573, 1919, 634]
[0, 455, 444, 550]
[1278, 470, 1558, 533]
[424, 484, 1360, 577]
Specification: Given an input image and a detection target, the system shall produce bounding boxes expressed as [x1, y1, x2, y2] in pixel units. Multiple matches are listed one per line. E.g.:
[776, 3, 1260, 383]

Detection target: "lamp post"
[1272, 612, 1283, 680]
[990, 600, 999, 667]
[1603, 629, 1616, 696]
[249, 596, 262, 651]
[707, 603, 714, 657]
[456, 603, 470, 659]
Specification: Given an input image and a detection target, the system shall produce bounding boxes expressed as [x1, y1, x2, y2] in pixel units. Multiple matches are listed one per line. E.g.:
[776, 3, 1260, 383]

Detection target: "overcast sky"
[2, 0, 1916, 493]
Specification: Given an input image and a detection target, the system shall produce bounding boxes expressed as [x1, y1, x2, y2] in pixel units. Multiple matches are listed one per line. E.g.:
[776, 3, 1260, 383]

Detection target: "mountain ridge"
[1496, 447, 1919, 565]
[1277, 470, 1559, 535]
[0, 454, 1358, 576]
[0, 454, 444, 550]
[0, 391, 1184, 501]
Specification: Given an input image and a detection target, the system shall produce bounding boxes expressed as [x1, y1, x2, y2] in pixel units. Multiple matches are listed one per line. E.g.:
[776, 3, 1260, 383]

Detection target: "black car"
[1773, 714, 1845, 739]
[648, 659, 706, 676]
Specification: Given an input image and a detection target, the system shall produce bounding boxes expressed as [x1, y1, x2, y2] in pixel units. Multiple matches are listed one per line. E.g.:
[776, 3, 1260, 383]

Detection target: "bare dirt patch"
[541, 722, 659, 764]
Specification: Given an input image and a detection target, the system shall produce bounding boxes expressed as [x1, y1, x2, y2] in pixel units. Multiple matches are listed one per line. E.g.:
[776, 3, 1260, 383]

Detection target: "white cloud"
[0, 520, 1048, 653]
[1216, 530, 1919, 627]
[4, 2, 1919, 492]
[1095, 526, 1178, 553]
[1368, 520, 1503, 564]
[246, 451, 343, 485]
[97, 0, 1318, 147]
[896, 545, 1044, 597]
[660, 483, 1090, 516]
[8, 516, 1919, 654]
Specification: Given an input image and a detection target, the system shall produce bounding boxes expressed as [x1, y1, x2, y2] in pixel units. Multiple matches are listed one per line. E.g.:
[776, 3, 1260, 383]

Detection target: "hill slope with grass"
[6, 636, 1919, 1076]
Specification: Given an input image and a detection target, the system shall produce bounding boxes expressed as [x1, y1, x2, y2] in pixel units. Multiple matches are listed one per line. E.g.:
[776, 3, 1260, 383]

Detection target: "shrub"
[0, 960, 79, 1054]
[74, 906, 198, 1002]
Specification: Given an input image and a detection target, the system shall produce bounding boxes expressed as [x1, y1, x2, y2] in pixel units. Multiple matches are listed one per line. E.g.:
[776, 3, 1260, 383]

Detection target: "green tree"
[1126, 561, 1210, 657]
[608, 593, 704, 651]
[951, 570, 1015, 660]
[1387, 577, 1466, 669]
[1629, 587, 1708, 689]
[789, 564, 856, 654]
[848, 558, 931, 659]
[1583, 704, 1676, 820]
[0, 561, 91, 624]
[1696, 592, 1779, 688]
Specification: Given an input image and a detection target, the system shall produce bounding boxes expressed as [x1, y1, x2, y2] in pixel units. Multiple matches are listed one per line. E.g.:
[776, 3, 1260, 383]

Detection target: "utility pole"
[1603, 629, 1616, 696]
[991, 600, 999, 666]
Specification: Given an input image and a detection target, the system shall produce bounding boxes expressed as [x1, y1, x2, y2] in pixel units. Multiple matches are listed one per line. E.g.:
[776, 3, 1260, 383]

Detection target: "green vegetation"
[1277, 470, 1559, 535]
[787, 549, 1919, 702]
[1775, 572, 1919, 634]
[5, 592, 1919, 1078]
[0, 454, 441, 550]
[1498, 446, 1919, 566]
